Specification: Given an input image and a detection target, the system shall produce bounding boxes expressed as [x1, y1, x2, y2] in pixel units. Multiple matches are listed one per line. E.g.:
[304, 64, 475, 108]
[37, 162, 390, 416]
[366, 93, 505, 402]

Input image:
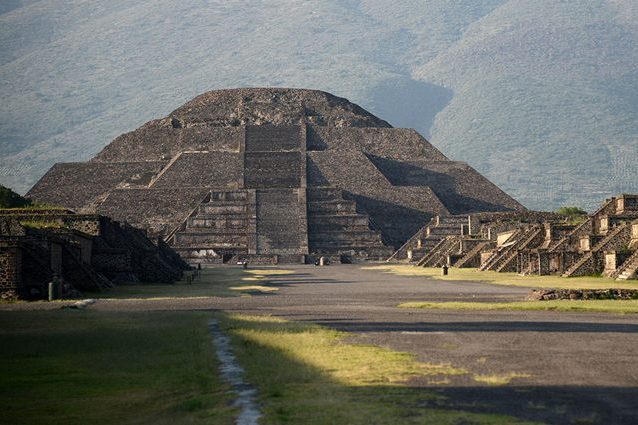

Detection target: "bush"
[556, 206, 588, 216]
[0, 185, 31, 208]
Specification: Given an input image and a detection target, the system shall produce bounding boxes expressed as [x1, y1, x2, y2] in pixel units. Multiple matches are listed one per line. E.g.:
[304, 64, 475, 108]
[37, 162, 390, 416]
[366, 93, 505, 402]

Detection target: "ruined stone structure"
[27, 88, 523, 264]
[397, 194, 638, 281]
[0, 209, 186, 299]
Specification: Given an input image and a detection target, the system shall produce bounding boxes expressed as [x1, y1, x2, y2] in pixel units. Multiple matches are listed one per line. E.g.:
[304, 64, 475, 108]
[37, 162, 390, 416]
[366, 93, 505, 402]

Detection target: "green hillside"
[0, 0, 636, 210]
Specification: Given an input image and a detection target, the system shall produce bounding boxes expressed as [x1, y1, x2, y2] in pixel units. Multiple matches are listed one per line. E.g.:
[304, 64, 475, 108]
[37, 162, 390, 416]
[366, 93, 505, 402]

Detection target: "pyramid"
[28, 88, 524, 263]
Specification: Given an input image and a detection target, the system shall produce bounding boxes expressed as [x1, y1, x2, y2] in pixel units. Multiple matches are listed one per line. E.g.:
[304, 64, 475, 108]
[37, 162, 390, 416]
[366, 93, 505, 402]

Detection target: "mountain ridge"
[1, 0, 636, 210]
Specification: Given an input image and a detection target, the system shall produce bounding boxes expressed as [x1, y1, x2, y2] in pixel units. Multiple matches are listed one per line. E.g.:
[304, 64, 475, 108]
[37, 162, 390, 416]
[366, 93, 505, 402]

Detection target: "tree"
[0, 185, 31, 208]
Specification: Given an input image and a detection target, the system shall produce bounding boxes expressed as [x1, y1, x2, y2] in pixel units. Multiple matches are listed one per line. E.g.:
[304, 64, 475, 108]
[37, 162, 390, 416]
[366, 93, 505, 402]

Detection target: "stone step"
[174, 233, 248, 245]
[209, 191, 249, 202]
[308, 202, 358, 214]
[172, 242, 248, 251]
[245, 125, 301, 152]
[306, 187, 344, 200]
[310, 246, 394, 256]
[309, 224, 371, 232]
[180, 227, 249, 234]
[436, 216, 470, 224]
[309, 230, 383, 241]
[187, 217, 247, 228]
[199, 204, 248, 215]
[427, 226, 464, 236]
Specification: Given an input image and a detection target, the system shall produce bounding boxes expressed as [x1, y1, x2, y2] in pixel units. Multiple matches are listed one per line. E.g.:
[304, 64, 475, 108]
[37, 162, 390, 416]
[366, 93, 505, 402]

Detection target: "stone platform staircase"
[479, 225, 542, 272]
[307, 188, 393, 261]
[168, 191, 251, 264]
[493, 225, 544, 273]
[611, 249, 638, 280]
[453, 240, 494, 268]
[562, 223, 631, 277]
[417, 236, 462, 267]
[387, 215, 469, 263]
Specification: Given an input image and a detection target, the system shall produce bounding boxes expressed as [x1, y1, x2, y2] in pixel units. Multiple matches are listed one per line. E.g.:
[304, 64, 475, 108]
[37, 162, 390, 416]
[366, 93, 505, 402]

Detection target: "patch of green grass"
[0, 310, 235, 425]
[367, 265, 638, 290]
[399, 300, 638, 314]
[219, 314, 537, 424]
[473, 373, 532, 386]
[96, 267, 293, 299]
[19, 219, 66, 229]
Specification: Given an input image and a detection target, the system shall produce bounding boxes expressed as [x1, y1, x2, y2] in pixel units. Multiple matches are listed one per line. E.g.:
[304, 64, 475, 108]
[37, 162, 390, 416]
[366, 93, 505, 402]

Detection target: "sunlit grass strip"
[219, 314, 536, 425]
[399, 300, 638, 314]
[229, 285, 279, 293]
[0, 310, 235, 425]
[223, 314, 464, 386]
[366, 265, 638, 290]
[245, 269, 294, 276]
[473, 373, 532, 386]
[96, 267, 293, 299]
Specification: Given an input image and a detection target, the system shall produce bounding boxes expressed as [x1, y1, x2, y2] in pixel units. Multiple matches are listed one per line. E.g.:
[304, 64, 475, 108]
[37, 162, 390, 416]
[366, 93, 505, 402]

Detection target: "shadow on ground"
[222, 314, 638, 425]
[307, 319, 638, 334]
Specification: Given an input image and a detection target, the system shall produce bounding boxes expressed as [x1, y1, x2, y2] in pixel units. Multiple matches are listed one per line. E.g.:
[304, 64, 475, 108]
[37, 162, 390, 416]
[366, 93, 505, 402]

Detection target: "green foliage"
[556, 206, 588, 225]
[18, 220, 66, 230]
[556, 206, 588, 216]
[0, 185, 31, 208]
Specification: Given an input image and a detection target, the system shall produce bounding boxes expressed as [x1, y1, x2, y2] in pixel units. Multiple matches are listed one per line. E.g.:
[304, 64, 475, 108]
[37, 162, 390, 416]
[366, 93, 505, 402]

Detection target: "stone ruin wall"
[0, 240, 21, 296]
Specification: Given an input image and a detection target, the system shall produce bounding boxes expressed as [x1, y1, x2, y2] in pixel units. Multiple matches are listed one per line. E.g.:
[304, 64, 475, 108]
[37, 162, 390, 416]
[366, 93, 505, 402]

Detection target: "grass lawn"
[366, 265, 638, 290]
[219, 314, 537, 424]
[0, 310, 235, 425]
[399, 300, 638, 314]
[94, 267, 294, 299]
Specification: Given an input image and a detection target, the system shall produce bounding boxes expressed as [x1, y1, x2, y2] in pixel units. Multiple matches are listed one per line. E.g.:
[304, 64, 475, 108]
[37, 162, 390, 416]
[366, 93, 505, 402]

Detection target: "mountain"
[1, 0, 636, 210]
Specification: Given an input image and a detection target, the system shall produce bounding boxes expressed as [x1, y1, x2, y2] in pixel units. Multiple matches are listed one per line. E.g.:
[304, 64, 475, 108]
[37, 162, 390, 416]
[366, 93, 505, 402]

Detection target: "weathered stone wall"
[27, 162, 167, 210]
[307, 126, 448, 161]
[0, 240, 21, 296]
[308, 150, 448, 247]
[93, 123, 243, 162]
[96, 188, 209, 238]
[368, 157, 525, 214]
[151, 152, 242, 189]
[96, 217, 186, 283]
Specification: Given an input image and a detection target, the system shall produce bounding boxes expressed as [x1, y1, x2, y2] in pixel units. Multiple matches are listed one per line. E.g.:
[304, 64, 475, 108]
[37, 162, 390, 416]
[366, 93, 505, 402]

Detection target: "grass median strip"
[399, 300, 638, 314]
[0, 310, 236, 425]
[366, 265, 638, 290]
[218, 313, 536, 424]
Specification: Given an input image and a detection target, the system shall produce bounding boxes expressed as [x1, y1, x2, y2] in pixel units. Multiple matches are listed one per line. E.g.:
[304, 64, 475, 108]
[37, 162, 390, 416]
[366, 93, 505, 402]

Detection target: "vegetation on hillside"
[1, 1, 636, 210]
[0, 185, 31, 208]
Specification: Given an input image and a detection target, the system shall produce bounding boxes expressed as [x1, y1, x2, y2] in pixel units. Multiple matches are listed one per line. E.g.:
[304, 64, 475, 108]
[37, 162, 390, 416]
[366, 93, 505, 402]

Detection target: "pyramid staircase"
[169, 190, 252, 264]
[307, 188, 393, 261]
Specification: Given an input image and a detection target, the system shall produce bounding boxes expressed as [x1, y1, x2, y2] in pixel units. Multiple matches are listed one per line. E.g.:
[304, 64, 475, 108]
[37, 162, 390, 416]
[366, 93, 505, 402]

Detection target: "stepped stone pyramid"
[27, 88, 524, 263]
